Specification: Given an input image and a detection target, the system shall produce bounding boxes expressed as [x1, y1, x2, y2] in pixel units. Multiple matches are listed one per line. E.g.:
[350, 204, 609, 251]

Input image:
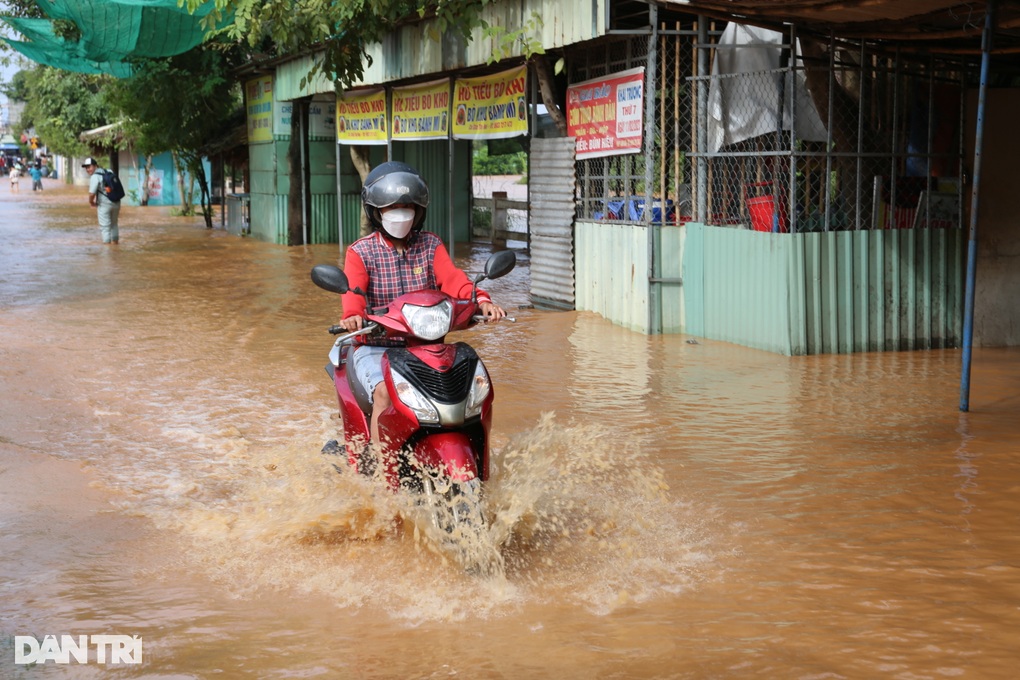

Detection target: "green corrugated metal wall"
[309, 193, 337, 243]
[659, 226, 685, 334]
[577, 221, 964, 355]
[249, 136, 474, 246]
[308, 138, 337, 244]
[683, 224, 965, 355]
[394, 140, 473, 247]
[340, 193, 362, 246]
[797, 228, 965, 354]
[575, 221, 651, 333]
[699, 226, 798, 354]
[249, 134, 343, 245]
[249, 141, 285, 244]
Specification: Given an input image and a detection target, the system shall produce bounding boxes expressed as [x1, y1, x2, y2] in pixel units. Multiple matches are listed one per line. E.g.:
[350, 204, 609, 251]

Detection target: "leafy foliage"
[18, 66, 111, 157]
[473, 141, 526, 175]
[187, 0, 545, 89]
[104, 48, 241, 157]
[103, 46, 244, 223]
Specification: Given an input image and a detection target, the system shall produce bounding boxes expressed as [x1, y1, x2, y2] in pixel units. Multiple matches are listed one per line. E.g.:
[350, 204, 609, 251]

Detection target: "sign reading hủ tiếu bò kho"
[392, 79, 451, 141]
[336, 89, 388, 145]
[452, 66, 528, 140]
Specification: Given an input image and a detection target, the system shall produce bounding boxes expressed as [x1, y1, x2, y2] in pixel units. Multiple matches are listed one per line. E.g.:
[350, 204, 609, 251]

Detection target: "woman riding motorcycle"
[338, 161, 507, 446]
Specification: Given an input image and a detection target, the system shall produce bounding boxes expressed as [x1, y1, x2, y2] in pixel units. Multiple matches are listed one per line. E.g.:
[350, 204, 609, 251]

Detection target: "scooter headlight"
[391, 369, 440, 424]
[401, 299, 453, 341]
[465, 362, 491, 418]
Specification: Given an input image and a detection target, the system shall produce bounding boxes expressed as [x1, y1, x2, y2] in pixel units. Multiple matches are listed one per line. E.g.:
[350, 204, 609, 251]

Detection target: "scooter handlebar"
[327, 324, 378, 341]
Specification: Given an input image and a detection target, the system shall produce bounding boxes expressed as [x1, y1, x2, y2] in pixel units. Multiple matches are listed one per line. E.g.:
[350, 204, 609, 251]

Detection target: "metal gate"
[529, 137, 577, 309]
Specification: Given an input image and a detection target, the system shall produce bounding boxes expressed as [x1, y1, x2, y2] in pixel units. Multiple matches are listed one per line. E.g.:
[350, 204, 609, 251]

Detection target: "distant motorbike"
[310, 250, 516, 570]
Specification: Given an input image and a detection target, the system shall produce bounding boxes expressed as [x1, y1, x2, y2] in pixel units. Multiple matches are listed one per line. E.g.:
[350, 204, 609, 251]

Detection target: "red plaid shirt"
[341, 230, 491, 345]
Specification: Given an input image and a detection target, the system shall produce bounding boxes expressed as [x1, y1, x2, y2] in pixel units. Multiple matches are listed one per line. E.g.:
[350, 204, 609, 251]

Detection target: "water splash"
[156, 412, 710, 622]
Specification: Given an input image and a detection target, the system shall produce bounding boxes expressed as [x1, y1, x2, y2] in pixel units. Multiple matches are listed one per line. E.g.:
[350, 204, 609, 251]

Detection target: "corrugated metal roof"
[665, 1, 1020, 59]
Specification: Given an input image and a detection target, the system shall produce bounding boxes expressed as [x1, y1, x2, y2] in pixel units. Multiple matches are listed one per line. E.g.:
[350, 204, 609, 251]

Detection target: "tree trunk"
[533, 54, 567, 136]
[142, 155, 153, 207]
[350, 145, 373, 237]
[193, 156, 213, 229]
[172, 151, 193, 215]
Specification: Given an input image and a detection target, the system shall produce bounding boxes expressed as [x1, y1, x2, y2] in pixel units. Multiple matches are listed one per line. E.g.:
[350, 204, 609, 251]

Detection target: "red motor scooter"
[310, 250, 515, 563]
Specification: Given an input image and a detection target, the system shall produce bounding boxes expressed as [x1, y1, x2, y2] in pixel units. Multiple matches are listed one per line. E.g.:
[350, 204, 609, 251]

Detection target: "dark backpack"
[100, 169, 125, 202]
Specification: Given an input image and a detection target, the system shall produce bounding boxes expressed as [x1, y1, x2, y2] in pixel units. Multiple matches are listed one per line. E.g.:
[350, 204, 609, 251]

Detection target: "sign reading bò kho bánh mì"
[452, 66, 528, 140]
[245, 75, 273, 144]
[566, 67, 645, 159]
[392, 79, 451, 141]
[336, 88, 388, 145]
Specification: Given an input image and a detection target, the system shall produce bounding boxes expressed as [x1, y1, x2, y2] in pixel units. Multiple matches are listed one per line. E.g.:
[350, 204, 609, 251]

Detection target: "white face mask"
[380, 207, 416, 239]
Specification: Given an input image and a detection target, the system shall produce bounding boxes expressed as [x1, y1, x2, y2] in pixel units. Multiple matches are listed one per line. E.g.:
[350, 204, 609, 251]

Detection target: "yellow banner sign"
[336, 88, 388, 145]
[392, 79, 451, 141]
[245, 76, 273, 143]
[452, 66, 528, 140]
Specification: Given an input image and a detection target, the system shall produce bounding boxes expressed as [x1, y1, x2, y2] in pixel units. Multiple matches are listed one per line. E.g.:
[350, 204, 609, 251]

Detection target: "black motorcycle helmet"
[361, 161, 430, 235]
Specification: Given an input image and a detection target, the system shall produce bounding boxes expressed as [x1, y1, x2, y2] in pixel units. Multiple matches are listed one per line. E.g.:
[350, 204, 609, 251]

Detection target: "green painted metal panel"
[276, 140, 291, 196]
[275, 195, 289, 244]
[308, 139, 338, 195]
[700, 227, 793, 355]
[682, 223, 705, 337]
[341, 193, 362, 247]
[275, 54, 334, 99]
[249, 142, 277, 196]
[392, 139, 473, 247]
[853, 230, 870, 352]
[838, 232, 854, 354]
[310, 193, 338, 244]
[356, 0, 606, 86]
[660, 226, 685, 334]
[787, 234, 808, 355]
[575, 221, 650, 333]
[683, 226, 963, 355]
[806, 228, 963, 354]
[247, 194, 288, 245]
[869, 232, 885, 350]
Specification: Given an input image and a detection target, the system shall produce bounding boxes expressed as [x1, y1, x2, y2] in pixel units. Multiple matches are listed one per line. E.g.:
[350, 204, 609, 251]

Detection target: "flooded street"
[2, 184, 1019, 678]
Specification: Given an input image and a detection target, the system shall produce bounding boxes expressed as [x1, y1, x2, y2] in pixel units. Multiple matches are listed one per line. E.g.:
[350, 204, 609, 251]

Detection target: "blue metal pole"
[960, 0, 996, 412]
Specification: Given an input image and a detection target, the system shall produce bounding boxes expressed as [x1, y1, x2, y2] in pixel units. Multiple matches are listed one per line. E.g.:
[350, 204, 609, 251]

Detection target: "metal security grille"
[569, 20, 968, 235]
[691, 26, 967, 233]
[570, 26, 696, 227]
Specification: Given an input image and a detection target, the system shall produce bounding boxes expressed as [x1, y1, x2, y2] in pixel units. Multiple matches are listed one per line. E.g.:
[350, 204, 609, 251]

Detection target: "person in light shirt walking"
[82, 157, 120, 244]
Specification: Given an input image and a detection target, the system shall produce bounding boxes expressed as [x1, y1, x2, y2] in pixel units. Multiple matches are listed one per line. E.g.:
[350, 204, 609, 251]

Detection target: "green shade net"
[1, 0, 229, 78]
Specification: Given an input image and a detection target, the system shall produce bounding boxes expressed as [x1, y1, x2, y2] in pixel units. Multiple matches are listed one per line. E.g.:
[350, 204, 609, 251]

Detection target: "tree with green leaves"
[14, 65, 110, 158]
[104, 47, 244, 226]
[189, 0, 496, 88]
[188, 0, 565, 132]
[186, 0, 565, 241]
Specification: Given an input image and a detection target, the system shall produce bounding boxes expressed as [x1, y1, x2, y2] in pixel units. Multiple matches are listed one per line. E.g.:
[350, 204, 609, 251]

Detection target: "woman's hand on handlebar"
[478, 301, 506, 322]
[340, 315, 364, 332]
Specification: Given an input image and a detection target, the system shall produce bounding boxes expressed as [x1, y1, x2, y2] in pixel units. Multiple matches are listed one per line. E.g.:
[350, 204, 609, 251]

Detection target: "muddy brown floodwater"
[1, 184, 1019, 679]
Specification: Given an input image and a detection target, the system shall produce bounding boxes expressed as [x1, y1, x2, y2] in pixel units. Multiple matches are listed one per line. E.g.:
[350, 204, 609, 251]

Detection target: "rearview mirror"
[482, 250, 516, 281]
[310, 265, 349, 294]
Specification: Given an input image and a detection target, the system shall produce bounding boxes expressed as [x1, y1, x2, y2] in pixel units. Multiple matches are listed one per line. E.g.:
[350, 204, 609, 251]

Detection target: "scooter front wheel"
[421, 476, 502, 576]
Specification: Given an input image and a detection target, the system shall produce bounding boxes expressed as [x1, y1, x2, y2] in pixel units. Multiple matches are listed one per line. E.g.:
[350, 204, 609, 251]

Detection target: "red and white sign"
[566, 67, 645, 160]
